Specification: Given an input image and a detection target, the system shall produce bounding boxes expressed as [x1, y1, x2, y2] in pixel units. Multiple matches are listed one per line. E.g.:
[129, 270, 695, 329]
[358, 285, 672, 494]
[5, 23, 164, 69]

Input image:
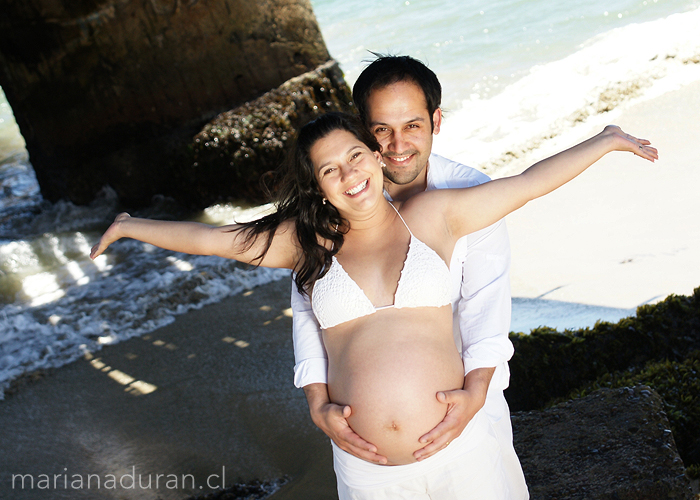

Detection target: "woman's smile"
[345, 179, 369, 196]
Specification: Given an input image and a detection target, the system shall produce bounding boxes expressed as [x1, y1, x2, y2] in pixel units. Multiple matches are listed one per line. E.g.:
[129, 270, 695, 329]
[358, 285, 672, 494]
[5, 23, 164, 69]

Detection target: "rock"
[505, 288, 700, 476]
[182, 60, 354, 205]
[0, 0, 332, 206]
[506, 288, 700, 412]
[569, 352, 700, 475]
[512, 386, 693, 499]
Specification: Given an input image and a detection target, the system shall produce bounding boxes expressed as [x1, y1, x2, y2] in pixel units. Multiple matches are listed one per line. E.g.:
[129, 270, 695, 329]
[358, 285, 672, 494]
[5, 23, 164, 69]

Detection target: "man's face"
[365, 80, 442, 187]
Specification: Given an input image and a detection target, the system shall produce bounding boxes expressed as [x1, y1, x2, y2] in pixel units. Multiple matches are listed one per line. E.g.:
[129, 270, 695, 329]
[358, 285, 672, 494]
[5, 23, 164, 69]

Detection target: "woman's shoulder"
[398, 192, 451, 248]
[399, 189, 450, 216]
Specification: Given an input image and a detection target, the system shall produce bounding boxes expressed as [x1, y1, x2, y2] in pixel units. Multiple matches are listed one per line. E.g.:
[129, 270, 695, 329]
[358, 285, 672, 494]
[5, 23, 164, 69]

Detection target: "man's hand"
[413, 367, 495, 461]
[303, 383, 387, 465]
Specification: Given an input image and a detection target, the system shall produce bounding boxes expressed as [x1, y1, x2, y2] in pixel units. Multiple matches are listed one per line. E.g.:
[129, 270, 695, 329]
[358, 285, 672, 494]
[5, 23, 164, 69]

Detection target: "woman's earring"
[322, 198, 327, 205]
[380, 161, 387, 168]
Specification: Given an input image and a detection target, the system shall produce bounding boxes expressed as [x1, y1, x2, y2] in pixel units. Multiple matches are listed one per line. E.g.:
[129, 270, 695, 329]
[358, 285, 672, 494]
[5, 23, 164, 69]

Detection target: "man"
[291, 55, 528, 499]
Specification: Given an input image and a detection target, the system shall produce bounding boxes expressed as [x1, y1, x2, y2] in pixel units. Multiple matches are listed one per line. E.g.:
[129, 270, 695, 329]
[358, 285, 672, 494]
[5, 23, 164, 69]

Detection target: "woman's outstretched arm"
[89, 213, 300, 269]
[429, 125, 658, 239]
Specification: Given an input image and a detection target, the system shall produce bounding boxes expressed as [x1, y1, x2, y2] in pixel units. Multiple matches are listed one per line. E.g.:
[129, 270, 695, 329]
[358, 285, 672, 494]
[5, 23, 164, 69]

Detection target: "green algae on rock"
[507, 287, 700, 412]
[506, 287, 700, 482]
[183, 60, 354, 206]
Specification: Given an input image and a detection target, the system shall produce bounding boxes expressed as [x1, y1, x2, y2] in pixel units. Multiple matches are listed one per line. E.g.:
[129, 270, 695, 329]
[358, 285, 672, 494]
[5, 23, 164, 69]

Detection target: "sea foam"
[434, 8, 700, 175]
[0, 199, 288, 398]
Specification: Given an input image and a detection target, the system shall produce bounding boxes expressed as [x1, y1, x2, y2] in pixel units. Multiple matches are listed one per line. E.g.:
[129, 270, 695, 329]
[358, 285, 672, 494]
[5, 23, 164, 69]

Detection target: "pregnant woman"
[90, 112, 657, 499]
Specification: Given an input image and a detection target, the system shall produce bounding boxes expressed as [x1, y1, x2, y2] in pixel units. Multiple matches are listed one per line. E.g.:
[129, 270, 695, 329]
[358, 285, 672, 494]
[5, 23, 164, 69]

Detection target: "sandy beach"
[505, 79, 700, 332]
[0, 80, 698, 499]
[0, 278, 337, 499]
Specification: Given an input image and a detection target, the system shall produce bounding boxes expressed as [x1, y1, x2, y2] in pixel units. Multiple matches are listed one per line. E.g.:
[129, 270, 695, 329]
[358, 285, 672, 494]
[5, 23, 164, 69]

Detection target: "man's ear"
[432, 108, 442, 135]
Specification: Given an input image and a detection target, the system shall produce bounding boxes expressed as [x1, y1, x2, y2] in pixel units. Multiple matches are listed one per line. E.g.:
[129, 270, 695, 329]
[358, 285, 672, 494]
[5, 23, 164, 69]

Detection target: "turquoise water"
[311, 0, 700, 107]
[313, 0, 700, 171]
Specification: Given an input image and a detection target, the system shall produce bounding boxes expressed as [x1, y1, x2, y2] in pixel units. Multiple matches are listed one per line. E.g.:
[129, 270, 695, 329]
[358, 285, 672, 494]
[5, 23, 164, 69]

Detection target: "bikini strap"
[388, 202, 413, 237]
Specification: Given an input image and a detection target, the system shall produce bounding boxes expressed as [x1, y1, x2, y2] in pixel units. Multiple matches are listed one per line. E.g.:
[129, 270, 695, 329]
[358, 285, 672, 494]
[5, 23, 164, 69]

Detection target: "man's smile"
[384, 152, 416, 165]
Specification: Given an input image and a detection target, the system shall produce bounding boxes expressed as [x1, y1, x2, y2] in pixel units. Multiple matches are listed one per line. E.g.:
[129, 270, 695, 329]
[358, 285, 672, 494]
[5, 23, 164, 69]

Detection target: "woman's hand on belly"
[345, 382, 456, 465]
[332, 345, 464, 465]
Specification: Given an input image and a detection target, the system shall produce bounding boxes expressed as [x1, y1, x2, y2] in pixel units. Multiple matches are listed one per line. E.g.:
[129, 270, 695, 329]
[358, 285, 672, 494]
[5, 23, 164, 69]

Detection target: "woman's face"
[310, 129, 385, 216]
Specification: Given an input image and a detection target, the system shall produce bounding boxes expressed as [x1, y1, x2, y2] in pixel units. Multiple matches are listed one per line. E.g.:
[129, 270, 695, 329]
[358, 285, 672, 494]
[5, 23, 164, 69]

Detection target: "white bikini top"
[311, 203, 451, 329]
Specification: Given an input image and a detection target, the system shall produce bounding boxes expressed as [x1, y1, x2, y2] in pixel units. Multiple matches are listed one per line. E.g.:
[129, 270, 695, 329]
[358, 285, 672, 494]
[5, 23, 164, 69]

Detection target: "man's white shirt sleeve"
[429, 154, 514, 391]
[291, 280, 328, 387]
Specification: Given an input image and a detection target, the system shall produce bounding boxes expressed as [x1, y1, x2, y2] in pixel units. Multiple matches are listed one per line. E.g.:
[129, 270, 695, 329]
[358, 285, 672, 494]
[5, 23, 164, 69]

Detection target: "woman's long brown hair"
[235, 112, 382, 295]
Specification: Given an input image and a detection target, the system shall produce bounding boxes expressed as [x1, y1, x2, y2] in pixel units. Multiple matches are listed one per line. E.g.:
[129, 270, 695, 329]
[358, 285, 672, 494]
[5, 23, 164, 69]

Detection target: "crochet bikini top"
[311, 203, 451, 329]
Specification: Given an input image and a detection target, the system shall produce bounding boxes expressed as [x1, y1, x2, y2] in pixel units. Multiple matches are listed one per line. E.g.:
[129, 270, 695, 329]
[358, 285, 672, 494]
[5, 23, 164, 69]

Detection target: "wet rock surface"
[182, 60, 354, 205]
[512, 385, 694, 500]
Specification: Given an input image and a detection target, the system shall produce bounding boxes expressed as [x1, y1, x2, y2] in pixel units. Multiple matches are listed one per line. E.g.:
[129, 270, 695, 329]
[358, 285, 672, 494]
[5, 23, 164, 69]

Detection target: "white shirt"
[291, 153, 514, 391]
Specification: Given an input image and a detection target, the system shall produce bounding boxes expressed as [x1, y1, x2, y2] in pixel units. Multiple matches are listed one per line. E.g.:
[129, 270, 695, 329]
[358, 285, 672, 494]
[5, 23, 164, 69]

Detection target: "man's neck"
[385, 163, 429, 202]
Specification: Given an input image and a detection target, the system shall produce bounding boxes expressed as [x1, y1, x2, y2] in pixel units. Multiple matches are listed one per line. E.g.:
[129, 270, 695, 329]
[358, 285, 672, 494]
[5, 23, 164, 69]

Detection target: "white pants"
[482, 389, 529, 500]
[333, 410, 510, 499]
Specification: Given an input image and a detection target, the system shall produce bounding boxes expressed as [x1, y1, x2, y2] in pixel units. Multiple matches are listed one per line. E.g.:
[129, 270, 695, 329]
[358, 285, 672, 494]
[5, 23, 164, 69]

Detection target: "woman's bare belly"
[324, 306, 464, 465]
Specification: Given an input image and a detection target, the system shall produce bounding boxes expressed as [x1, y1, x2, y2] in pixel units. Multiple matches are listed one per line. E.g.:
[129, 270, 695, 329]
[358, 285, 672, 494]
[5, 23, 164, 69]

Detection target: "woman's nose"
[340, 162, 358, 181]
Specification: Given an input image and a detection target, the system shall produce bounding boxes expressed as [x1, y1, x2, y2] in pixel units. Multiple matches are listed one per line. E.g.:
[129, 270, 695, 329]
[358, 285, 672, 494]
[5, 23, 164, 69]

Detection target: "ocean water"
[1, 0, 700, 395]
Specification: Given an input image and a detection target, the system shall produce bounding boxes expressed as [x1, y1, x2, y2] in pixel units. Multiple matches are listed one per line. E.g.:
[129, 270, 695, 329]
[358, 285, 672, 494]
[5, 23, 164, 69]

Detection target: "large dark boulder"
[0, 0, 332, 207]
[513, 386, 693, 499]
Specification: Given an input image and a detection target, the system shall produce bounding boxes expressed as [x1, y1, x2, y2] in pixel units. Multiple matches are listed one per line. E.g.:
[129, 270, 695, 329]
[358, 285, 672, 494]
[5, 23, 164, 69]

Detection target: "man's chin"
[383, 156, 426, 184]
[383, 169, 422, 186]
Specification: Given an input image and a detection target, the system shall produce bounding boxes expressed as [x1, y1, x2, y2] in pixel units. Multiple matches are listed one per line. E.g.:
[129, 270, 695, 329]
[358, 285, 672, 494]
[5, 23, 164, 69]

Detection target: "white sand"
[504, 80, 700, 332]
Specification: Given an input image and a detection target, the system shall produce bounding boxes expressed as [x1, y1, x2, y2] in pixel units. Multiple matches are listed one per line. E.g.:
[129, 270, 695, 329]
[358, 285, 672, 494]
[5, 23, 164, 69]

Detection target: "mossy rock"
[506, 287, 700, 412]
[178, 60, 354, 206]
[505, 286, 700, 477]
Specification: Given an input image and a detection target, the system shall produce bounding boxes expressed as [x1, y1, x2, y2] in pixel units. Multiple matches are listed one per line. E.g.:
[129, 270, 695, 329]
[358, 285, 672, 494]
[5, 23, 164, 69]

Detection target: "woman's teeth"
[345, 179, 368, 195]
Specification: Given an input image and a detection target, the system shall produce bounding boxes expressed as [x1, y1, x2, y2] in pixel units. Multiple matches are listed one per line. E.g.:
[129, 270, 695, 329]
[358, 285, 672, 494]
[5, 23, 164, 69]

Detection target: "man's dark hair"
[352, 54, 442, 130]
